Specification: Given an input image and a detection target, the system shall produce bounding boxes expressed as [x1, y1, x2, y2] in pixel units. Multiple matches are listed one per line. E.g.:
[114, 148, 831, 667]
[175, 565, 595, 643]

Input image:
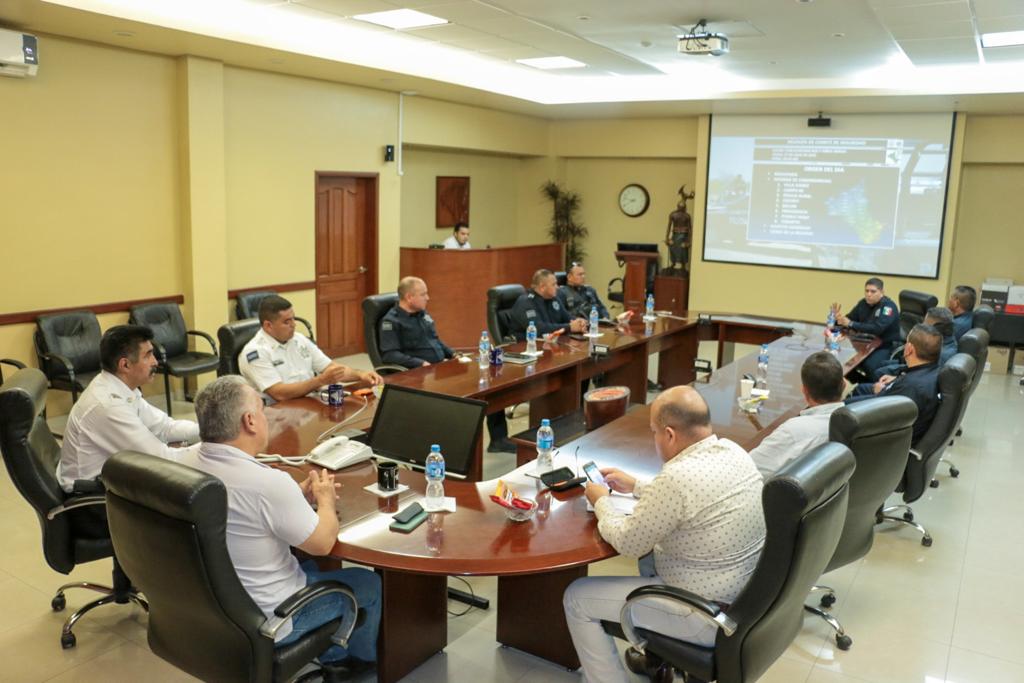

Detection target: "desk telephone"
[307, 435, 374, 470]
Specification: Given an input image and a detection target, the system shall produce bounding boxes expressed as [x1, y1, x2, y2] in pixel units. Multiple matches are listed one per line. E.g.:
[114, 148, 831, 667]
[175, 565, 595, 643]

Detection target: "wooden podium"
[614, 250, 660, 313]
[654, 274, 689, 316]
[399, 243, 564, 348]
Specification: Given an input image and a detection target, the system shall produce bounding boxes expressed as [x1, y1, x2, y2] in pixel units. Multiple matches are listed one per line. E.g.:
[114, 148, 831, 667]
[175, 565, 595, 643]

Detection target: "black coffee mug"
[377, 462, 399, 491]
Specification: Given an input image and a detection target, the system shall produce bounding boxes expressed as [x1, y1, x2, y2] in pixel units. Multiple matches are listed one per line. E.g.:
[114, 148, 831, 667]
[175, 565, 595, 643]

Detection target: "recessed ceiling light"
[832, 32, 845, 38]
[577, 15, 590, 21]
[352, 9, 447, 30]
[516, 56, 586, 70]
[981, 30, 1024, 48]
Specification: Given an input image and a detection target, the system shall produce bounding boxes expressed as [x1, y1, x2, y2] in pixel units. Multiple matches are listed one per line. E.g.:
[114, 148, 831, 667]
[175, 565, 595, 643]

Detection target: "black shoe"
[488, 437, 517, 454]
[320, 657, 375, 680]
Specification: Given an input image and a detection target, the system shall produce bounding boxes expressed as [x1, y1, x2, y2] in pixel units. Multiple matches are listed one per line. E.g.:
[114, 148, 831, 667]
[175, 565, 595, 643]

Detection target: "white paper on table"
[362, 483, 409, 498]
[422, 496, 456, 513]
[586, 492, 637, 515]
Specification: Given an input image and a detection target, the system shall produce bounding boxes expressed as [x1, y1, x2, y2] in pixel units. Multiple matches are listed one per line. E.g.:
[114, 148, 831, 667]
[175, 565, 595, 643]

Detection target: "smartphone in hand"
[582, 461, 608, 488]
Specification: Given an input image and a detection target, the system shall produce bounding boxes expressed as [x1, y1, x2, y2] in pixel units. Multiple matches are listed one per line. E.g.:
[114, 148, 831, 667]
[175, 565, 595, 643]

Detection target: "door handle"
[357, 266, 368, 274]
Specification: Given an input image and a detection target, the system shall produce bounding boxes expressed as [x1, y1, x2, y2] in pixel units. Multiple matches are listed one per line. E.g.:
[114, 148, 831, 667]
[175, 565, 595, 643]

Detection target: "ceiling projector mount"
[677, 19, 729, 56]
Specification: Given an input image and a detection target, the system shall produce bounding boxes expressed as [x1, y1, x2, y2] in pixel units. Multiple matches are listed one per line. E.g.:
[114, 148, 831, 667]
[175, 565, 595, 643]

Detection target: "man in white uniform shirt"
[748, 351, 846, 479]
[564, 386, 765, 683]
[181, 376, 380, 672]
[442, 222, 471, 249]
[239, 295, 381, 402]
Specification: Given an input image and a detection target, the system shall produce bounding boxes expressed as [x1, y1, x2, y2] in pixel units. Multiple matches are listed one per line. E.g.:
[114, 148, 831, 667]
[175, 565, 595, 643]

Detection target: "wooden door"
[315, 173, 378, 357]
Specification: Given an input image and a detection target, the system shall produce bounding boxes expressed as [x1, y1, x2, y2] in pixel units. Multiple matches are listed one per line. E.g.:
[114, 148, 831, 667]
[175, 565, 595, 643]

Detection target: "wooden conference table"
[265, 316, 875, 682]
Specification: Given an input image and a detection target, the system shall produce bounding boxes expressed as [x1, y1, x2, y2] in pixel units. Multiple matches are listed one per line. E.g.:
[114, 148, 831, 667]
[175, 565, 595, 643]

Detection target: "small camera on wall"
[384, 144, 395, 162]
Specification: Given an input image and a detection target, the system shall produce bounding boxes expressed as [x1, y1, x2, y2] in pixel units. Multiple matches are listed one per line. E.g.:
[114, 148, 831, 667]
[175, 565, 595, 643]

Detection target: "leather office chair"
[971, 305, 994, 333]
[34, 310, 103, 403]
[879, 353, 975, 546]
[897, 290, 938, 341]
[607, 260, 659, 310]
[0, 358, 26, 384]
[942, 328, 990, 478]
[804, 397, 917, 650]
[487, 284, 526, 343]
[217, 319, 261, 377]
[360, 293, 410, 376]
[554, 271, 568, 287]
[103, 452, 361, 683]
[601, 442, 855, 683]
[236, 290, 316, 340]
[129, 303, 219, 417]
[0, 368, 146, 649]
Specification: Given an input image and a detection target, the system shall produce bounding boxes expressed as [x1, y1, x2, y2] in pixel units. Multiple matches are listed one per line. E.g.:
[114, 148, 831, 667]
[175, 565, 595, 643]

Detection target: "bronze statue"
[665, 184, 695, 274]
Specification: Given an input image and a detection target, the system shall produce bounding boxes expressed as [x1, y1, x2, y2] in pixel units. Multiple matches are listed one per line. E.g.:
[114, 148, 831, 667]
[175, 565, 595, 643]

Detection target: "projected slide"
[704, 114, 954, 278]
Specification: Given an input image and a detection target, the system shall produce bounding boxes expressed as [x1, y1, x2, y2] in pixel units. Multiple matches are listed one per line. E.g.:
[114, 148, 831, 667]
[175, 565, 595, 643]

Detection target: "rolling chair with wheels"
[217, 319, 262, 377]
[897, 290, 938, 342]
[878, 353, 975, 546]
[0, 368, 147, 649]
[486, 284, 526, 343]
[34, 310, 103, 403]
[804, 397, 917, 651]
[236, 290, 316, 340]
[103, 451, 363, 683]
[129, 303, 219, 416]
[360, 293, 414, 376]
[943, 328, 989, 478]
[600, 442, 856, 683]
[554, 270, 568, 287]
[971, 305, 994, 333]
[607, 257, 659, 310]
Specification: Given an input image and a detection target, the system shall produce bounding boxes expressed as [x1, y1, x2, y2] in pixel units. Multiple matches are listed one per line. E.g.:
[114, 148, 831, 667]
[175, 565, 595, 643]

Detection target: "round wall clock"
[618, 183, 650, 217]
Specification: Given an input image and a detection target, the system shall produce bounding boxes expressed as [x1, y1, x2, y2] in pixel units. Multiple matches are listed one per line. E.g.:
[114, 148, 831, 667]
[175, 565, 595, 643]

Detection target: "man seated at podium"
[442, 222, 471, 250]
[558, 262, 609, 321]
[509, 269, 587, 339]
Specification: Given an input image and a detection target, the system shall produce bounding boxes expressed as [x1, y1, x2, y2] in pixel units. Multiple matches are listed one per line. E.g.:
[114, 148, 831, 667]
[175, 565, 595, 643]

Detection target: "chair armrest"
[46, 494, 106, 521]
[607, 277, 624, 289]
[619, 585, 737, 653]
[150, 339, 169, 365]
[296, 317, 315, 341]
[259, 580, 358, 643]
[186, 330, 218, 355]
[38, 351, 77, 383]
[375, 364, 409, 376]
[910, 448, 923, 461]
[0, 358, 26, 383]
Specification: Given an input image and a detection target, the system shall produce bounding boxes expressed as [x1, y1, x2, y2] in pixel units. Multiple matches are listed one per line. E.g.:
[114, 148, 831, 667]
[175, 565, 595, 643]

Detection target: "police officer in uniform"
[509, 269, 588, 340]
[239, 295, 381, 403]
[947, 285, 976, 340]
[558, 263, 610, 321]
[833, 277, 900, 377]
[379, 277, 453, 368]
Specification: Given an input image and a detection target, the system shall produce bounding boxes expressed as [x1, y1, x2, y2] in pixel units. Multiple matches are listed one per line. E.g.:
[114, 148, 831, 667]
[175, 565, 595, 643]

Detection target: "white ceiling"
[5, 0, 1024, 116]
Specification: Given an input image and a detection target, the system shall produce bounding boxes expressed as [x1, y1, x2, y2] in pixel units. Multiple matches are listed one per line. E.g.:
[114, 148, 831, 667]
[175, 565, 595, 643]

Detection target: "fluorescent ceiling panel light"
[981, 31, 1024, 48]
[516, 56, 586, 69]
[352, 9, 447, 30]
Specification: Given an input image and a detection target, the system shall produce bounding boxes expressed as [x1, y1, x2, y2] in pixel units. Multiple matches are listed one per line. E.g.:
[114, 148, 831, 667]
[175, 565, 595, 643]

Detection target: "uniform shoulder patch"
[246, 350, 259, 362]
[552, 301, 561, 311]
[883, 306, 892, 316]
[381, 321, 394, 331]
[525, 309, 537, 318]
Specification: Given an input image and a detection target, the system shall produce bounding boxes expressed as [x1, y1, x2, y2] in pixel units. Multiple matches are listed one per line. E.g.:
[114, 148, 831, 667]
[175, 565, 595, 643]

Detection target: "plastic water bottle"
[755, 343, 769, 391]
[536, 418, 554, 473]
[425, 444, 445, 509]
[478, 330, 490, 369]
[828, 329, 841, 357]
[526, 321, 538, 354]
[589, 306, 600, 336]
[826, 308, 836, 334]
[645, 293, 655, 320]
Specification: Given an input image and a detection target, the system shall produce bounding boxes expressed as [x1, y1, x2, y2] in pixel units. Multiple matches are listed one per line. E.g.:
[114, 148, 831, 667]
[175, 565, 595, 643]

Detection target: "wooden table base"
[496, 566, 587, 670]
[377, 570, 448, 683]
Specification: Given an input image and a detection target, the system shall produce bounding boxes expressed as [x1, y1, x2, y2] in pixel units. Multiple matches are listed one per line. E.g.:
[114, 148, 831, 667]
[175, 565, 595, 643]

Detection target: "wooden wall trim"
[228, 281, 317, 299]
[0, 294, 186, 326]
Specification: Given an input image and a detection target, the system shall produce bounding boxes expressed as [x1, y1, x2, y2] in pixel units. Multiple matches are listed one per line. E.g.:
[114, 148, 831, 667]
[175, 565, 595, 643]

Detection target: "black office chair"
[103, 452, 361, 683]
[217, 319, 262, 377]
[804, 397, 917, 650]
[897, 290, 938, 341]
[129, 303, 218, 417]
[0, 358, 26, 384]
[878, 353, 975, 546]
[0, 368, 146, 649]
[942, 328, 990, 477]
[360, 293, 411, 376]
[608, 259, 659, 310]
[236, 290, 316, 340]
[34, 310, 103, 403]
[971, 305, 994, 333]
[554, 271, 568, 287]
[601, 442, 855, 683]
[487, 284, 526, 343]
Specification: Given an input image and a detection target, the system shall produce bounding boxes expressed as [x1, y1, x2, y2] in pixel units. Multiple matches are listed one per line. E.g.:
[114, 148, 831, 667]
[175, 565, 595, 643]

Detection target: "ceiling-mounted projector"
[677, 20, 729, 56]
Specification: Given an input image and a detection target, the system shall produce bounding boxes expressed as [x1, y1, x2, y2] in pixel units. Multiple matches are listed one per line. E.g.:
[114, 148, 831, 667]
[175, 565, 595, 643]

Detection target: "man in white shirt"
[442, 222, 471, 249]
[181, 376, 380, 671]
[59, 325, 199, 493]
[564, 386, 766, 683]
[239, 295, 381, 402]
[748, 351, 846, 478]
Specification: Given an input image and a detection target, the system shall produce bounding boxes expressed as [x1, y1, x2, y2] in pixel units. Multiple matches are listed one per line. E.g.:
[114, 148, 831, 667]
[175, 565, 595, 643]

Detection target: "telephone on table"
[308, 435, 373, 470]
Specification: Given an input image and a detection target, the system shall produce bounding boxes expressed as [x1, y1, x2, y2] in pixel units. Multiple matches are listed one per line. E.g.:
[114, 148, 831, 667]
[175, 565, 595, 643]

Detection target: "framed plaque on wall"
[436, 176, 470, 227]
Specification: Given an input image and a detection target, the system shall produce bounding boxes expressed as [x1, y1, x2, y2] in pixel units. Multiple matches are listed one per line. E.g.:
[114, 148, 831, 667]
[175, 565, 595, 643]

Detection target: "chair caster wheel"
[836, 634, 853, 650]
[929, 479, 939, 488]
[875, 512, 884, 525]
[950, 468, 960, 478]
[51, 594, 66, 612]
[820, 593, 837, 608]
[60, 632, 76, 649]
[903, 511, 915, 522]
[922, 536, 933, 547]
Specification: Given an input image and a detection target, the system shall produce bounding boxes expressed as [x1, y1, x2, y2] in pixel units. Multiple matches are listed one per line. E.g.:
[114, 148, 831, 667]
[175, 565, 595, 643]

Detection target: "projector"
[677, 32, 729, 56]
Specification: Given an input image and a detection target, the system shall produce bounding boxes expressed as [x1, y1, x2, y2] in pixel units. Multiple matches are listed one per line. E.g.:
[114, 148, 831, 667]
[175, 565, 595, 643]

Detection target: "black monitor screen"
[617, 242, 659, 253]
[367, 385, 486, 478]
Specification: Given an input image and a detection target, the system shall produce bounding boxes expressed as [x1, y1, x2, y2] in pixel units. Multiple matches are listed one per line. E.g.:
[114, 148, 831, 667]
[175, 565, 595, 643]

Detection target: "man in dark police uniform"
[509, 269, 587, 340]
[834, 276, 900, 377]
[558, 262, 610, 321]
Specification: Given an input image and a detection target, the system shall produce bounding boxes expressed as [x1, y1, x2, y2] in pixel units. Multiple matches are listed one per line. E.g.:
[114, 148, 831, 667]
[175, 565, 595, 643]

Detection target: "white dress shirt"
[238, 329, 333, 399]
[594, 434, 765, 603]
[748, 401, 844, 479]
[179, 442, 318, 641]
[442, 235, 471, 249]
[58, 371, 199, 491]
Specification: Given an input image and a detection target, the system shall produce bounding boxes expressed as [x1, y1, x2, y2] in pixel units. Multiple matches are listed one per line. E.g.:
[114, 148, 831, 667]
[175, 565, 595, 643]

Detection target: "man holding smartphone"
[563, 386, 765, 682]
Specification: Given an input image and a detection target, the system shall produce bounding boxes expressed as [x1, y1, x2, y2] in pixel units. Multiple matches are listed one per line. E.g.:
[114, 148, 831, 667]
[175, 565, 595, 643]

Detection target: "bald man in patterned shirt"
[563, 386, 766, 682]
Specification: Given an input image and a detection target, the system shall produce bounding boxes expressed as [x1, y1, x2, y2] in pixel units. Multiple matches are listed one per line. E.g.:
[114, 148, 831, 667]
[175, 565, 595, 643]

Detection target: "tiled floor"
[2, 358, 1023, 682]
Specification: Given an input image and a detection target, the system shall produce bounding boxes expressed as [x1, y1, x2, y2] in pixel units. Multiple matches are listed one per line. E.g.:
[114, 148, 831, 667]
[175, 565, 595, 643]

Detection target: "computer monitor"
[616, 242, 659, 253]
[367, 384, 486, 479]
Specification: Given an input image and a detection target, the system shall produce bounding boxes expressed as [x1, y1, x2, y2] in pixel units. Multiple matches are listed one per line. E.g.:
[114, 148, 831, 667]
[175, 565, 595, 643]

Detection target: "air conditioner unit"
[0, 29, 39, 78]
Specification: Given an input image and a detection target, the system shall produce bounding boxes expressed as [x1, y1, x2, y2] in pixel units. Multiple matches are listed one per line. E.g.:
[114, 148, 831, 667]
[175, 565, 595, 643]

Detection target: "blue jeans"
[277, 560, 381, 663]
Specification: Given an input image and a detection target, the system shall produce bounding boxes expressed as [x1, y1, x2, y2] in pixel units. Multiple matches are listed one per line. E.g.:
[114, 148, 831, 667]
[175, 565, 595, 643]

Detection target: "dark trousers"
[486, 411, 508, 441]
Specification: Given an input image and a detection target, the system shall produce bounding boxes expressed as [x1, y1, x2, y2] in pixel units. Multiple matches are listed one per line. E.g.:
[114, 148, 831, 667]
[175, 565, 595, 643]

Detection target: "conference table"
[265, 316, 876, 682]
